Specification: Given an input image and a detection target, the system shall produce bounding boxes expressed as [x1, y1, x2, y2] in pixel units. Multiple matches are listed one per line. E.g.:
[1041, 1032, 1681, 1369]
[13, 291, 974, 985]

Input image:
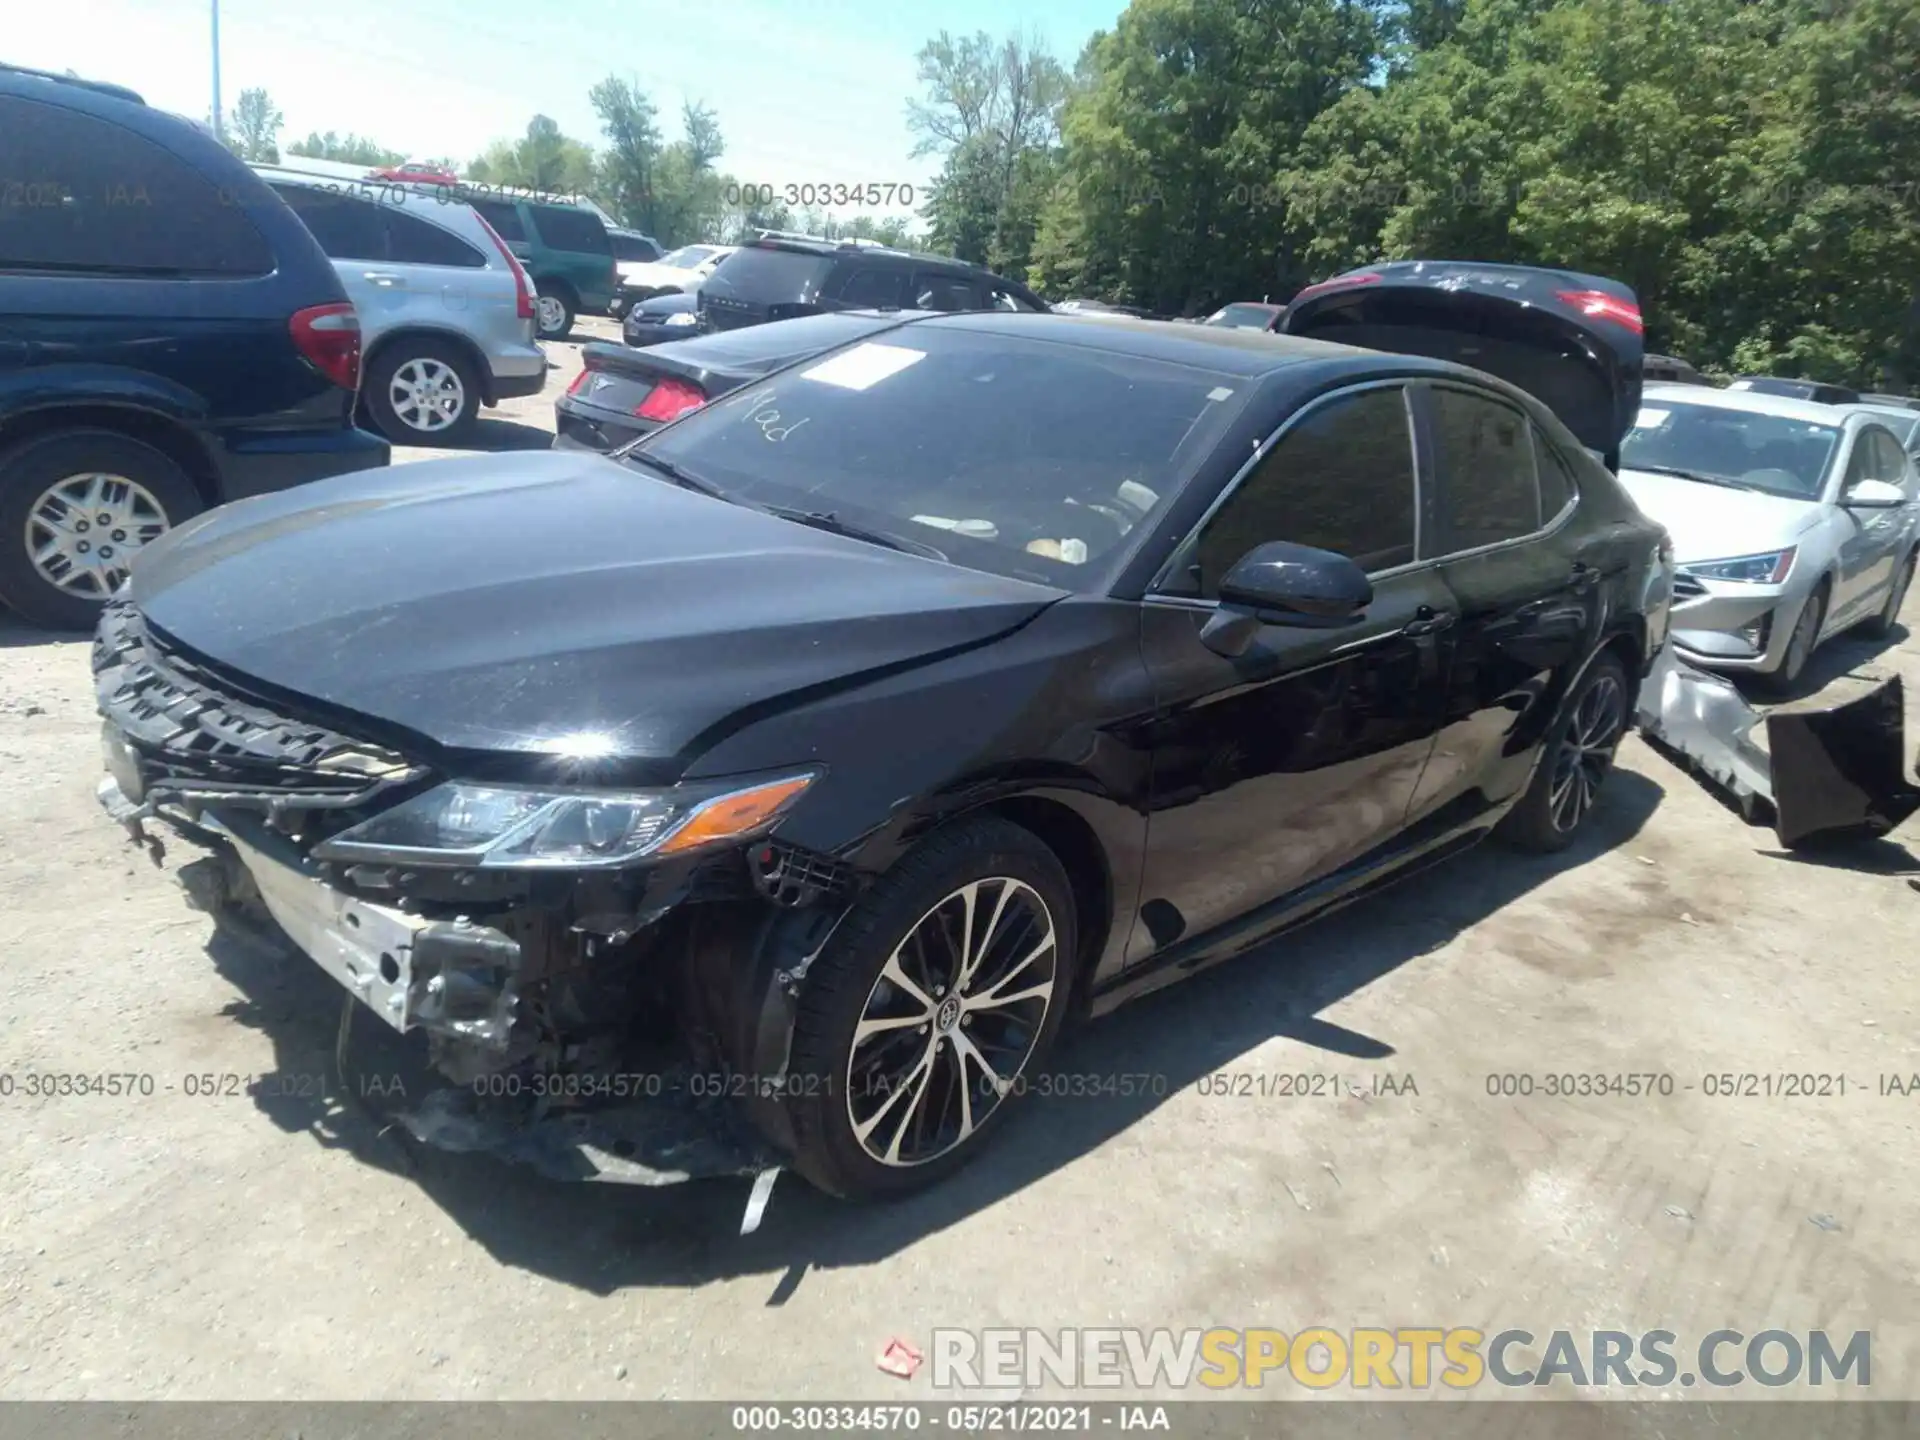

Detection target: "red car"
[369, 160, 460, 186]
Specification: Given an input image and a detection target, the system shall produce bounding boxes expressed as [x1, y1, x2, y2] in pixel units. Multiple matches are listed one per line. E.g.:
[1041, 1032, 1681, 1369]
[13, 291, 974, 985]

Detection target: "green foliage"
[287, 131, 404, 167]
[1020, 0, 1920, 381]
[227, 87, 282, 164]
[468, 115, 597, 197]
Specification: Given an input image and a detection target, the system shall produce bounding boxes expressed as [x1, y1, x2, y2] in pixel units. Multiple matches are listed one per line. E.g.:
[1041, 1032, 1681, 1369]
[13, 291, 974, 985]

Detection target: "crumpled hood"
[128, 450, 1061, 762]
[1615, 468, 1822, 563]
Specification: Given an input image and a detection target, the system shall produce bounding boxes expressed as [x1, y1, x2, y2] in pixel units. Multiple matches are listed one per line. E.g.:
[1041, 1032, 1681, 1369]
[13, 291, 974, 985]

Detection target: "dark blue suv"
[0, 64, 390, 629]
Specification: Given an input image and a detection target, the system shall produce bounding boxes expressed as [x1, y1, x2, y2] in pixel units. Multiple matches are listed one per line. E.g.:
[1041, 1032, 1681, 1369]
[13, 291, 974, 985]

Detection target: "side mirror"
[1199, 541, 1373, 657]
[1844, 478, 1907, 509]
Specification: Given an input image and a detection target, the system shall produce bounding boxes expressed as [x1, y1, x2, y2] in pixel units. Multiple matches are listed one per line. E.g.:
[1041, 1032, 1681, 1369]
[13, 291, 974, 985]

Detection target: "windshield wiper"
[758, 504, 949, 561]
[1628, 463, 1759, 491]
[618, 450, 730, 499]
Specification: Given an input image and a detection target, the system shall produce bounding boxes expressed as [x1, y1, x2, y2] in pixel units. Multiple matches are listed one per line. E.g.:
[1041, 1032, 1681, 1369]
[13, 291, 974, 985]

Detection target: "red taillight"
[476, 214, 535, 321]
[565, 369, 592, 396]
[288, 302, 361, 390]
[635, 378, 707, 422]
[1556, 288, 1644, 335]
[1290, 270, 1384, 304]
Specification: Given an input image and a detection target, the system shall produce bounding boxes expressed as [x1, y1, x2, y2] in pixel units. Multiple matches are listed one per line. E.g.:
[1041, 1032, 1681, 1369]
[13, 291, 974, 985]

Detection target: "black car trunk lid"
[1281, 261, 1645, 467]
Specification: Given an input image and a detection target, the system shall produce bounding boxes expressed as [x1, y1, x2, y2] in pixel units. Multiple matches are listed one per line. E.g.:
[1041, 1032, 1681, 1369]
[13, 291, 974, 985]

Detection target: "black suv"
[696, 236, 1047, 332]
[0, 64, 389, 630]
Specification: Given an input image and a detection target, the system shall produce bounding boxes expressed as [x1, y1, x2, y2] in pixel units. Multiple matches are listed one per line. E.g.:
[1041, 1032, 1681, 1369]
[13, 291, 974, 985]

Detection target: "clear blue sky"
[20, 0, 1127, 223]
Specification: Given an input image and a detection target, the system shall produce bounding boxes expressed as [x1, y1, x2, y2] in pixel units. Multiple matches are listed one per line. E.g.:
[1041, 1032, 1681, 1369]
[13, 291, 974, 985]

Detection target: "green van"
[464, 191, 617, 340]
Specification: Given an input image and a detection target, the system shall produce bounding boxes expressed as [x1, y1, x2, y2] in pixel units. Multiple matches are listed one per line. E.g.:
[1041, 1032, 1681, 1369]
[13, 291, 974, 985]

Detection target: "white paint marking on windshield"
[1634, 408, 1671, 428]
[799, 343, 927, 391]
[1207, 386, 1234, 402]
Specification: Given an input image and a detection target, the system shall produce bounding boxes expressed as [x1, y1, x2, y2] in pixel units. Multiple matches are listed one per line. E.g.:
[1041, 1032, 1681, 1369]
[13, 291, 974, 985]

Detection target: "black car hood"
[1282, 260, 1645, 464]
[128, 451, 1062, 765]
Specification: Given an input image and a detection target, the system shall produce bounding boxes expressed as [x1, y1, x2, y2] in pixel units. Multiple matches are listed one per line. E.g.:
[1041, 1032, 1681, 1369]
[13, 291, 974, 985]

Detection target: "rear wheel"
[364, 339, 480, 445]
[1859, 550, 1915, 640]
[778, 815, 1077, 1200]
[534, 285, 575, 340]
[0, 430, 202, 630]
[1495, 653, 1629, 853]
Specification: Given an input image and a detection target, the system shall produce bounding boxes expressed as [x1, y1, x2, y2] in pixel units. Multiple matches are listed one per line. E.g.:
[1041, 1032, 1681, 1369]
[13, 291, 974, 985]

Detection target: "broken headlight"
[310, 772, 816, 869]
[1683, 548, 1795, 584]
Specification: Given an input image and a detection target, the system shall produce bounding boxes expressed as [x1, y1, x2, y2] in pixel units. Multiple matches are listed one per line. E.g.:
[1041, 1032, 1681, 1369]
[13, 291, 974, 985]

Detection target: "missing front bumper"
[1634, 646, 1920, 846]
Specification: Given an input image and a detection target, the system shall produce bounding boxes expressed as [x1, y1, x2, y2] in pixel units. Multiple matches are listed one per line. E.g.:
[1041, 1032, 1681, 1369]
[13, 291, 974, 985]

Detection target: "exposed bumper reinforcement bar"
[1634, 645, 1920, 847]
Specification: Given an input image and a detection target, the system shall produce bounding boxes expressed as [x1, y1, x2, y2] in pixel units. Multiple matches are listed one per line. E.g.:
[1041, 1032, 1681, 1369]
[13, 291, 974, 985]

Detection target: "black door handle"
[1570, 562, 1600, 592]
[1401, 607, 1456, 637]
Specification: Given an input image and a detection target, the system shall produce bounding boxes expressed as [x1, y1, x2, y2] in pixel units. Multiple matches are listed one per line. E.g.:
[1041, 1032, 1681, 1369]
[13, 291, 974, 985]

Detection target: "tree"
[288, 131, 404, 166]
[909, 28, 1068, 275]
[228, 87, 283, 164]
[469, 115, 597, 197]
[590, 76, 662, 229]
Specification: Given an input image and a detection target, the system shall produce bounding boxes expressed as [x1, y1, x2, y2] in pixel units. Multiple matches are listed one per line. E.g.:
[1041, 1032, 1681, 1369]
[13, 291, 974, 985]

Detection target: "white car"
[615, 244, 736, 301]
[1617, 384, 1920, 687]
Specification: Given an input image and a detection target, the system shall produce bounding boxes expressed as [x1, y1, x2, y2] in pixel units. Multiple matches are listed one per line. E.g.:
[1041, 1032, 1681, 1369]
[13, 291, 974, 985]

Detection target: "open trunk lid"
[1280, 261, 1645, 468]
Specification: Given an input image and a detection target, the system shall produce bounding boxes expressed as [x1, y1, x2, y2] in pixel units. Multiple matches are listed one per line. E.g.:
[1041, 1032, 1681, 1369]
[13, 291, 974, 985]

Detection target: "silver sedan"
[1617, 384, 1920, 688]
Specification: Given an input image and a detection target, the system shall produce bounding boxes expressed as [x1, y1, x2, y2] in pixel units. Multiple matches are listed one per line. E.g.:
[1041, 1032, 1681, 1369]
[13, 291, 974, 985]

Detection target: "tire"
[1495, 652, 1629, 853]
[0, 429, 203, 631]
[363, 338, 481, 446]
[534, 285, 576, 340]
[1760, 580, 1828, 694]
[779, 814, 1079, 1200]
[1858, 550, 1915, 640]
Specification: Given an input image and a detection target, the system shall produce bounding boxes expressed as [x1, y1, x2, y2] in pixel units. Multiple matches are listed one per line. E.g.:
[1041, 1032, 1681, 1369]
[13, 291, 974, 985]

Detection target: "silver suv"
[256, 165, 547, 445]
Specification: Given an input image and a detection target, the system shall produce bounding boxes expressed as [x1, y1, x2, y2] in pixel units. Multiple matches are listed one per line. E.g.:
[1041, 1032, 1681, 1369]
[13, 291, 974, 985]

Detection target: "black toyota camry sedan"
[93, 262, 1673, 1201]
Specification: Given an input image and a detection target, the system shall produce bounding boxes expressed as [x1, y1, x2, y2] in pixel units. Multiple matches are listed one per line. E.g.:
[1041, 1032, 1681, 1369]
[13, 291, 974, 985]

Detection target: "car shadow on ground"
[0, 609, 85, 649]
[194, 767, 1665, 1298]
[393, 416, 556, 456]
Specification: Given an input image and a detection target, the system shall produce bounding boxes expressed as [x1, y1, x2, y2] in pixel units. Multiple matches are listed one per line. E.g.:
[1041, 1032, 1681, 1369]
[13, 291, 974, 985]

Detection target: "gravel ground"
[1, 327, 1916, 1403]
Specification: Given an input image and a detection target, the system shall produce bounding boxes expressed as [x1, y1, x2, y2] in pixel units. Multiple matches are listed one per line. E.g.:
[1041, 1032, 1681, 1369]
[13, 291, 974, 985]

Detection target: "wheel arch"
[362, 326, 494, 406]
[977, 793, 1114, 1005]
[0, 404, 222, 509]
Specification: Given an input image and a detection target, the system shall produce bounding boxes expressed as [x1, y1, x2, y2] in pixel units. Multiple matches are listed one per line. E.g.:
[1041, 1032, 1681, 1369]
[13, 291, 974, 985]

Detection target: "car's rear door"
[1400, 382, 1603, 825]
[1131, 381, 1456, 960]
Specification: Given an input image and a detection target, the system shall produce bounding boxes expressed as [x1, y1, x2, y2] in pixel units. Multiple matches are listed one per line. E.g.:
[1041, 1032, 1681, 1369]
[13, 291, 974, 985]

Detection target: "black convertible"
[94, 261, 1674, 1202]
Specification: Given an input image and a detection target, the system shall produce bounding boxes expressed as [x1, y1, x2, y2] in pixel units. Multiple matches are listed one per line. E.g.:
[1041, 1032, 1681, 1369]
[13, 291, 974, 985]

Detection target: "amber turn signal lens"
[654, 775, 814, 856]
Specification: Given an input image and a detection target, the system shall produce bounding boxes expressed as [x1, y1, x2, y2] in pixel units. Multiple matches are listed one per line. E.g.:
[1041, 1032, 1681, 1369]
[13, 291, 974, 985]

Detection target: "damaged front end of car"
[92, 600, 864, 1220]
[1634, 644, 1920, 847]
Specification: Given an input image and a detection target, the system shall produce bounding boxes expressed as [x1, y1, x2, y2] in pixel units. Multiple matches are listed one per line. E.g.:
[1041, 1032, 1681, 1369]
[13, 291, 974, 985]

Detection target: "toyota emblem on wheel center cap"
[935, 995, 961, 1032]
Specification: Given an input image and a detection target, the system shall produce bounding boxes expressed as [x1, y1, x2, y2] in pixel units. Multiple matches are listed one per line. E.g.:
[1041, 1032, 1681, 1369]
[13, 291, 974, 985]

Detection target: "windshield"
[633, 325, 1252, 587]
[1622, 401, 1841, 498]
[662, 245, 716, 269]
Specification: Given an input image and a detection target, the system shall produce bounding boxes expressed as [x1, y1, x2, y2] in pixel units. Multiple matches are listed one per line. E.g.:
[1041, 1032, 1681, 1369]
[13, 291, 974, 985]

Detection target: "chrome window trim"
[1146, 378, 1423, 598]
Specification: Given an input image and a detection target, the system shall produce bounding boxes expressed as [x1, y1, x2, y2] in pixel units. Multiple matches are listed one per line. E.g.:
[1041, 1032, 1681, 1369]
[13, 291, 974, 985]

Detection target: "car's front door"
[1832, 427, 1913, 624]
[1131, 381, 1457, 961]
[1402, 382, 1602, 823]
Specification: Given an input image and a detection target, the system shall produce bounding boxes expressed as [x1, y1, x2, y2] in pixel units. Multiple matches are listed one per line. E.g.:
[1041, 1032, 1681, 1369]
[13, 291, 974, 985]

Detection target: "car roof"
[900, 309, 1479, 380]
[745, 236, 998, 276]
[0, 62, 145, 106]
[1642, 382, 1861, 426]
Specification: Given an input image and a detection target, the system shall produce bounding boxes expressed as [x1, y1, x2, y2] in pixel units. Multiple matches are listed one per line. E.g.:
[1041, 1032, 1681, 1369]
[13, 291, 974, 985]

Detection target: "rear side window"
[269, 183, 385, 261]
[610, 233, 659, 262]
[988, 283, 1045, 313]
[1534, 430, 1578, 519]
[0, 95, 272, 277]
[913, 273, 982, 312]
[384, 206, 485, 267]
[470, 199, 525, 242]
[1428, 387, 1540, 552]
[836, 266, 908, 308]
[528, 205, 609, 253]
[1170, 385, 1419, 595]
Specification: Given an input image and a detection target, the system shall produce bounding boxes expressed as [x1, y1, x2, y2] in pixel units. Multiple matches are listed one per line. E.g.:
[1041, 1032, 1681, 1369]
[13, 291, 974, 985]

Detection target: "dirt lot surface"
[1, 324, 1916, 1402]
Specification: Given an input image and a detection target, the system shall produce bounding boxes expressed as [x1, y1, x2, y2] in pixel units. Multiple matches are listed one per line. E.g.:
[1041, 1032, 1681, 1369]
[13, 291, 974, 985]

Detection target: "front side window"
[837, 267, 908, 309]
[1622, 400, 1840, 500]
[988, 284, 1045, 313]
[1164, 386, 1418, 598]
[0, 95, 272, 276]
[635, 326, 1253, 588]
[1428, 387, 1539, 552]
[913, 274, 981, 312]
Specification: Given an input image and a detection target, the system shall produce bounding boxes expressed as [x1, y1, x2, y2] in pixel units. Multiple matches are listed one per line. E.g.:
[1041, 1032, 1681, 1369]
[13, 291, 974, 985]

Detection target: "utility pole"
[210, 0, 222, 140]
